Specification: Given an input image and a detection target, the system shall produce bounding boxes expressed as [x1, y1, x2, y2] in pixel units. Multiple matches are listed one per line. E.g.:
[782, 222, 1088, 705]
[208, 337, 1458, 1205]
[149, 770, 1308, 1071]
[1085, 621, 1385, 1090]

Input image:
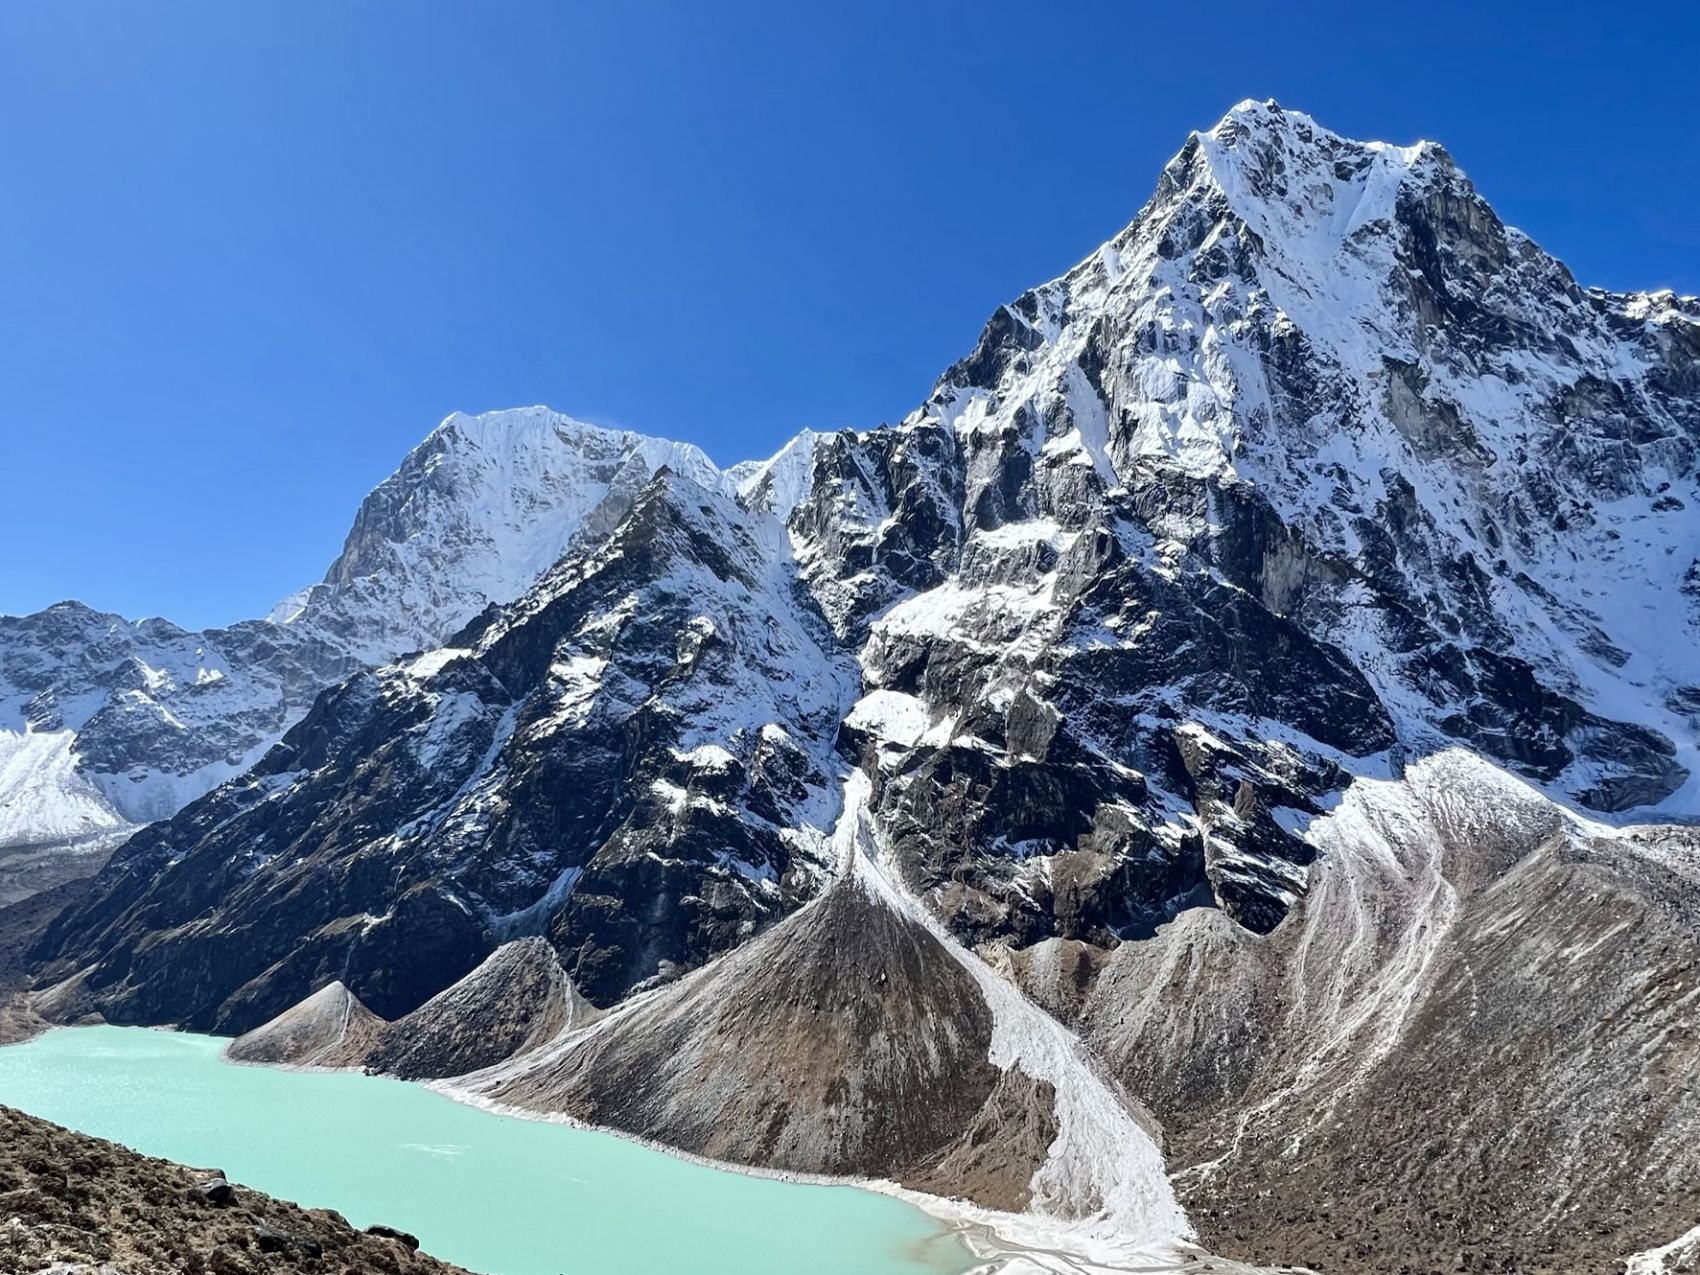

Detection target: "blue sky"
[3, 1, 1696, 629]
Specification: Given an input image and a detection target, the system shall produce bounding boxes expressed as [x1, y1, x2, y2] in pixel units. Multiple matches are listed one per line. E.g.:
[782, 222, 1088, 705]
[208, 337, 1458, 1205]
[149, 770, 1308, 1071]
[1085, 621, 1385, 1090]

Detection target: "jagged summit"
[726, 428, 822, 520]
[1189, 99, 1454, 263]
[430, 406, 722, 487]
[898, 101, 1698, 815]
[1200, 96, 1446, 164]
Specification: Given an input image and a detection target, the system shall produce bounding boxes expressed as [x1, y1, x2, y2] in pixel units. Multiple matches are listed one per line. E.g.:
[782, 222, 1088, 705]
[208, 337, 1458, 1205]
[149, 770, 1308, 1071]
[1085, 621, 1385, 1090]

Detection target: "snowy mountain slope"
[0, 409, 728, 866]
[0, 601, 361, 834]
[38, 467, 855, 1027]
[21, 103, 1700, 1274]
[799, 98, 1697, 821]
[726, 428, 822, 520]
[764, 98, 1698, 965]
[0, 727, 134, 906]
[0, 728, 123, 848]
[273, 406, 727, 660]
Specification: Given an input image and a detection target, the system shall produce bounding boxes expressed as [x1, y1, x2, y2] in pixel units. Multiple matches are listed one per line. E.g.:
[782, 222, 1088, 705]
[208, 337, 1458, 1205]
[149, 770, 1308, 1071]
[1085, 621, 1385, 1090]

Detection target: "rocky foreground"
[0, 1105, 471, 1275]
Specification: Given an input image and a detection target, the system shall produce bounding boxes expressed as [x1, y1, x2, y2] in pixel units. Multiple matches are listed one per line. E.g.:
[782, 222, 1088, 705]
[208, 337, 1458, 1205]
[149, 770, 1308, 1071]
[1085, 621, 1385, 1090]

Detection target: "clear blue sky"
[3, 1, 1696, 629]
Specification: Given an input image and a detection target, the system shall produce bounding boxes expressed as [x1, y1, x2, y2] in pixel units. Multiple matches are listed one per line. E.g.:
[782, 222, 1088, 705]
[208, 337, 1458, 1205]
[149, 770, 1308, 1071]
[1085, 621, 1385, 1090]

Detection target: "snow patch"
[831, 771, 1194, 1263]
[0, 729, 131, 847]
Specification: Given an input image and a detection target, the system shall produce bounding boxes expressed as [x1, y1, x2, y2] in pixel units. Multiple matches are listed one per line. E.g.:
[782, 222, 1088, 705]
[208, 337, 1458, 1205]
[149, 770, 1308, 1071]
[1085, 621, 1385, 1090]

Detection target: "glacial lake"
[0, 1026, 979, 1275]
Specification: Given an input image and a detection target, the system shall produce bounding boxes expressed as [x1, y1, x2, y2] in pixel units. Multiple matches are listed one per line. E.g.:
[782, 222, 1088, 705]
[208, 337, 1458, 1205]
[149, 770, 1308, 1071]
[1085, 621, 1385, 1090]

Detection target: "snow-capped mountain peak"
[279, 406, 728, 663]
[728, 428, 822, 520]
[853, 98, 1699, 818]
[1, 405, 736, 849]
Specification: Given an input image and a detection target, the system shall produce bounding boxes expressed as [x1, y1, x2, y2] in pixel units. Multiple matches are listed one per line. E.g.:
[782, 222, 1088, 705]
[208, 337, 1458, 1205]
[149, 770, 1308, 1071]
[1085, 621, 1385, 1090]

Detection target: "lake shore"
[0, 1025, 986, 1275]
[2, 1017, 1290, 1274]
[432, 1071, 1276, 1275]
[0, 1101, 472, 1274]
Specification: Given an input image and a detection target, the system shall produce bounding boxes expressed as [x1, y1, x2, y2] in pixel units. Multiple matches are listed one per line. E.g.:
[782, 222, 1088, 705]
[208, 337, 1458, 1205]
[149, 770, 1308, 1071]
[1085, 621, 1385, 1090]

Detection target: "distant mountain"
[0, 409, 726, 864]
[22, 103, 1700, 1274]
[269, 406, 726, 661]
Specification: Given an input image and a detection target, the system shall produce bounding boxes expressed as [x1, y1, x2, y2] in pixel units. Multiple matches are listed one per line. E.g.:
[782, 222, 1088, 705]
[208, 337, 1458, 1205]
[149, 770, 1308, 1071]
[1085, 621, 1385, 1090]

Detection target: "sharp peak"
[41, 598, 112, 619]
[419, 405, 724, 474]
[1214, 97, 1307, 128]
[1192, 98, 1451, 170]
[933, 100, 1482, 405]
[30, 599, 174, 631]
[738, 427, 824, 471]
[1083, 99, 1468, 267]
[1207, 98, 1336, 138]
[434, 405, 644, 442]
[640, 460, 736, 501]
[1203, 97, 1409, 142]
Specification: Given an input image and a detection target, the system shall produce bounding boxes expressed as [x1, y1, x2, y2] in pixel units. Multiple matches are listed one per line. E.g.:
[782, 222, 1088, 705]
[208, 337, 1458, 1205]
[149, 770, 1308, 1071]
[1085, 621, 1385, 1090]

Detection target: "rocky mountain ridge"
[15, 102, 1700, 1273]
[0, 409, 727, 866]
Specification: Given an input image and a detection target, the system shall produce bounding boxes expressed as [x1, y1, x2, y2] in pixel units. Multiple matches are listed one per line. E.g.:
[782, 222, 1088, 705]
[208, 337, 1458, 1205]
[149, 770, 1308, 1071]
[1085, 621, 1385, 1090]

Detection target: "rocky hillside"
[0, 1104, 470, 1274]
[34, 470, 853, 1027]
[21, 102, 1700, 1273]
[1061, 751, 1700, 1272]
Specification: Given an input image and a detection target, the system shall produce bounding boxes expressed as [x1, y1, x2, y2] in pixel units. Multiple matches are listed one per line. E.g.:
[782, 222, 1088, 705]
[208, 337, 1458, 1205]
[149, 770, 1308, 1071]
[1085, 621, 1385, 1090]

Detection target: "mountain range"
[6, 101, 1699, 1274]
[0, 411, 720, 896]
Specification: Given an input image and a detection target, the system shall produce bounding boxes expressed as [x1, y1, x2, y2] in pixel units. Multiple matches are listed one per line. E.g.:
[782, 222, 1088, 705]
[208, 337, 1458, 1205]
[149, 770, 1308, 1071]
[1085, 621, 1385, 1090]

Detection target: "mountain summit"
[15, 105, 1700, 1273]
[0, 407, 730, 875]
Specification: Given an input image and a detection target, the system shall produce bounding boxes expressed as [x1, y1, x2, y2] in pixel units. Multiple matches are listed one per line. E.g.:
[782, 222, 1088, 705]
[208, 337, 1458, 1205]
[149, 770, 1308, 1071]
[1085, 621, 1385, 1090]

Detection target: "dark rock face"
[787, 420, 967, 640]
[253, 1222, 324, 1258]
[0, 409, 726, 860]
[193, 1176, 237, 1206]
[365, 1224, 422, 1251]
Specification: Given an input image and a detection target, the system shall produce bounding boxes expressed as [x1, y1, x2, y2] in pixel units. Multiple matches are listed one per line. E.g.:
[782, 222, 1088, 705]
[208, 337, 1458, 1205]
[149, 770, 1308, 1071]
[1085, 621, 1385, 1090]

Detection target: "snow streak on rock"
[838, 771, 1194, 1260]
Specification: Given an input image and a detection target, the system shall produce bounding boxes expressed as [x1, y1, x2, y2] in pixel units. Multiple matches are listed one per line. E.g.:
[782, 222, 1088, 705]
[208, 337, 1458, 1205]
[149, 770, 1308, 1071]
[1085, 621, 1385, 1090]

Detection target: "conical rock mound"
[224, 980, 384, 1068]
[365, 937, 596, 1081]
[458, 869, 1061, 1211]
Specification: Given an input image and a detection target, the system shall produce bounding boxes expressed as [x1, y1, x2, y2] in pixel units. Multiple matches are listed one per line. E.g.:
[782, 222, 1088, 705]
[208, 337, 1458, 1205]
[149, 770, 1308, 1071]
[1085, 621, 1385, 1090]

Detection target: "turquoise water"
[0, 1026, 977, 1275]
